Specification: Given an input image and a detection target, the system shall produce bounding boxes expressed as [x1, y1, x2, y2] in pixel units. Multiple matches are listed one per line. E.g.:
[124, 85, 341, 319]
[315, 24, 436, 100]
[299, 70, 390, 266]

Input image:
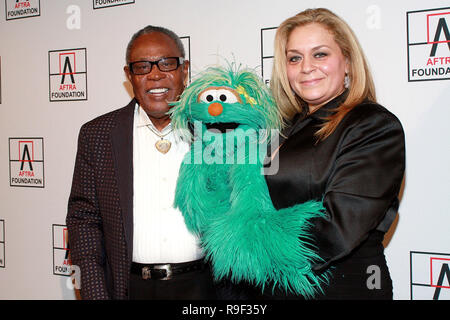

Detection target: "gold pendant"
[155, 139, 171, 154]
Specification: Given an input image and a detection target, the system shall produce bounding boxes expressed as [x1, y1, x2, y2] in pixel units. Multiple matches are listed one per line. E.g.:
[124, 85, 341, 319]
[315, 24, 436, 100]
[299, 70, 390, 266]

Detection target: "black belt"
[131, 259, 205, 280]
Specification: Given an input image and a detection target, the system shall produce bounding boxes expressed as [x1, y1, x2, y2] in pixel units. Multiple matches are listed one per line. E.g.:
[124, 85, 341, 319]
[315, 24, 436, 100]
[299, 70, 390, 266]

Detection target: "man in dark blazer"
[66, 26, 215, 300]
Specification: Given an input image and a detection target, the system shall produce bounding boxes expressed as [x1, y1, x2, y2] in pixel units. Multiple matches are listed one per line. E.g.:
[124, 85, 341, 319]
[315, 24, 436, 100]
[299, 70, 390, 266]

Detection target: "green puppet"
[170, 63, 328, 297]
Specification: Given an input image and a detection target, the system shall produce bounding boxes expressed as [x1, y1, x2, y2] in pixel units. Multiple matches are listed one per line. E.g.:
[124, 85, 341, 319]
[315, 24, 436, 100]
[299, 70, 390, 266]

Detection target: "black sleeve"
[312, 106, 405, 271]
[66, 124, 109, 299]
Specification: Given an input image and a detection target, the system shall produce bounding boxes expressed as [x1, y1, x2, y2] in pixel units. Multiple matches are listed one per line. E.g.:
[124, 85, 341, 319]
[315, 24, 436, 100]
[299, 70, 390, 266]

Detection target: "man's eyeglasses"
[128, 57, 185, 75]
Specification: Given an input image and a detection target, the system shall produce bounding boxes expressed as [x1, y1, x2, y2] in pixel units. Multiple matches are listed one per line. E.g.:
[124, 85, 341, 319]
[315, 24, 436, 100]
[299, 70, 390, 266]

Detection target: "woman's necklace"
[147, 125, 173, 154]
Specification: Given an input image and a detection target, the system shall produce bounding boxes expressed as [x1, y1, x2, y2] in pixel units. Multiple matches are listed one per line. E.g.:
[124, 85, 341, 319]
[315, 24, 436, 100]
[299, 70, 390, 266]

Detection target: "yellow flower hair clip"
[236, 86, 257, 106]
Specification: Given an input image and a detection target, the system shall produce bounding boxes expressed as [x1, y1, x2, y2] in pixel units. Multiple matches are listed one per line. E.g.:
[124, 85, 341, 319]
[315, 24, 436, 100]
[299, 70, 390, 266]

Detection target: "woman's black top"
[264, 93, 405, 299]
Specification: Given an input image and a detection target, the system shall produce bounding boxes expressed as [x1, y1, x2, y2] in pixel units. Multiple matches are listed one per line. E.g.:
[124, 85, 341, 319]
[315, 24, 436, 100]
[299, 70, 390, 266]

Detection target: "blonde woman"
[265, 8, 405, 299]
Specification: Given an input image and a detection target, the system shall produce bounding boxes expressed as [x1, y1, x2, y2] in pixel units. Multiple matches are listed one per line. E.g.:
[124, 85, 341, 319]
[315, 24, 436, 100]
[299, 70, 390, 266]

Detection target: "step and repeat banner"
[0, 0, 449, 300]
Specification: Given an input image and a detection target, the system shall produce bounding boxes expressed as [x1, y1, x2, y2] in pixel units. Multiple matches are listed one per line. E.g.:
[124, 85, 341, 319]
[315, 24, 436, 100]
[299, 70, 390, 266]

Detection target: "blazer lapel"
[263, 114, 312, 172]
[111, 99, 135, 262]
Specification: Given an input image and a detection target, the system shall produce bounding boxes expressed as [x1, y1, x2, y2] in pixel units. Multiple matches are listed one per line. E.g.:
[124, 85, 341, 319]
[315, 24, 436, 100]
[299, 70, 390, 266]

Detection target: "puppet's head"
[170, 62, 281, 142]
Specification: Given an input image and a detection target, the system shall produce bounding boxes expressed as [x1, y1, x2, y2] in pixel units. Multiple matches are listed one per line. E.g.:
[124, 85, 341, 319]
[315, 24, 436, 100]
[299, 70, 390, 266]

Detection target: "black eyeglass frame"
[128, 57, 185, 75]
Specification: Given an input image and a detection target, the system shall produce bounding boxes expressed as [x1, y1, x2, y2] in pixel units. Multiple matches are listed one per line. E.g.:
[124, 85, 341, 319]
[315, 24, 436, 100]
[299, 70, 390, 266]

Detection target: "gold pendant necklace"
[147, 126, 173, 154]
[155, 139, 171, 154]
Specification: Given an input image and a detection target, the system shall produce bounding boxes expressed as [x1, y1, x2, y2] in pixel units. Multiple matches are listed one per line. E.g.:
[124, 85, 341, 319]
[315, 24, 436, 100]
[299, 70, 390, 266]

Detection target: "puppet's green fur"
[171, 62, 329, 297]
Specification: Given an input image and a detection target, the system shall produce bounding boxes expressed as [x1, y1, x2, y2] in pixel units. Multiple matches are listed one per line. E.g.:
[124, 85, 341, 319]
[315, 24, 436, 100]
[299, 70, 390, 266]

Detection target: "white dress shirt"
[132, 104, 204, 263]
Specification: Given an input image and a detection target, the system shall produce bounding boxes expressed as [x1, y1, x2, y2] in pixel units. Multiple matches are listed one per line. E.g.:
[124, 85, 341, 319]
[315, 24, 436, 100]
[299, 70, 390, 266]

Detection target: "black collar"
[309, 90, 348, 122]
[284, 90, 349, 139]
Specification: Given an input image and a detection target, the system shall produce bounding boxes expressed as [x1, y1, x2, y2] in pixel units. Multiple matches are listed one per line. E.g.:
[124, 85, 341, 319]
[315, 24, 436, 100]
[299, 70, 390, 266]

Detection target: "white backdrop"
[0, 0, 449, 300]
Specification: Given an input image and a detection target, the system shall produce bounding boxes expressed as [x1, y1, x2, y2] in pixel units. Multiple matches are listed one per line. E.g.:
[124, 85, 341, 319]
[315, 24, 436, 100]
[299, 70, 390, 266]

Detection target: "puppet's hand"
[202, 200, 328, 298]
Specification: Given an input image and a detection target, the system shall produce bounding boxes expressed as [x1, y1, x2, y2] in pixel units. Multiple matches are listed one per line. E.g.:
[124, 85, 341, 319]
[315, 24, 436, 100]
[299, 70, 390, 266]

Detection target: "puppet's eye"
[199, 89, 218, 103]
[198, 87, 241, 104]
[216, 89, 239, 104]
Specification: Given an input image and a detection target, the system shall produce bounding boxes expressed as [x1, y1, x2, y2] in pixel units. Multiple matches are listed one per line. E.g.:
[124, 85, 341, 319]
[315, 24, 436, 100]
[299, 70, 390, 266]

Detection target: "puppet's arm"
[201, 160, 329, 297]
[174, 148, 231, 235]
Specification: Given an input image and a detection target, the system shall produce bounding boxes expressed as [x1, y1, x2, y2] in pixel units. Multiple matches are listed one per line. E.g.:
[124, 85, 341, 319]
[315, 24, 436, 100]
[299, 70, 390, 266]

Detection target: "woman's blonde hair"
[271, 8, 376, 140]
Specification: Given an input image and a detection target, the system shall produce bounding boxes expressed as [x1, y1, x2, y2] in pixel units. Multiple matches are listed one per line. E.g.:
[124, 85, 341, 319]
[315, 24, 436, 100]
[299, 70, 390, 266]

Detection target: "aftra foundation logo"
[52, 224, 81, 289]
[93, 0, 135, 9]
[260, 27, 276, 87]
[410, 251, 450, 300]
[49, 48, 87, 101]
[9, 138, 44, 188]
[5, 0, 40, 20]
[52, 224, 71, 276]
[180, 36, 191, 83]
[407, 7, 450, 81]
[0, 219, 5, 268]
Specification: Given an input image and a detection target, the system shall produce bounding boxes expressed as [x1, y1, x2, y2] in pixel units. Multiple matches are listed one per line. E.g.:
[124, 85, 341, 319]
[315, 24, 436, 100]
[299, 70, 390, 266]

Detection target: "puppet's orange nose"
[208, 102, 223, 116]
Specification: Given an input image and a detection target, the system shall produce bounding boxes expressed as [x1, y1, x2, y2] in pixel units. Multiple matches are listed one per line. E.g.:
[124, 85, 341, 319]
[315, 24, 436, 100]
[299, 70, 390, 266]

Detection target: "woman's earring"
[344, 74, 350, 89]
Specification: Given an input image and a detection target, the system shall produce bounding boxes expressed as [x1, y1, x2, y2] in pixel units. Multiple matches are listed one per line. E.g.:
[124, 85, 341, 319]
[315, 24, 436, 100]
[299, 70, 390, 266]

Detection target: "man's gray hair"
[125, 25, 185, 64]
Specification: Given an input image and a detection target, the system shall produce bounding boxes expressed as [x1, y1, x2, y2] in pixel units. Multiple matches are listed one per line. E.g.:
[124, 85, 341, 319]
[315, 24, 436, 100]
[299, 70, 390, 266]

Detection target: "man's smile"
[147, 87, 169, 94]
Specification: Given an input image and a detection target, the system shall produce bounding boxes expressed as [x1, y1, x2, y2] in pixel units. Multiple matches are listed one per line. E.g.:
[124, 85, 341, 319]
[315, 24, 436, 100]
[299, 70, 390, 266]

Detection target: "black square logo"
[407, 7, 450, 81]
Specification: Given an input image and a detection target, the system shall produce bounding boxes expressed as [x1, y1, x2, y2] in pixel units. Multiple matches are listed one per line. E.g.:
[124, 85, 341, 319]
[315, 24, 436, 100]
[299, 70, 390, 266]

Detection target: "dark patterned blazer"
[67, 99, 136, 299]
